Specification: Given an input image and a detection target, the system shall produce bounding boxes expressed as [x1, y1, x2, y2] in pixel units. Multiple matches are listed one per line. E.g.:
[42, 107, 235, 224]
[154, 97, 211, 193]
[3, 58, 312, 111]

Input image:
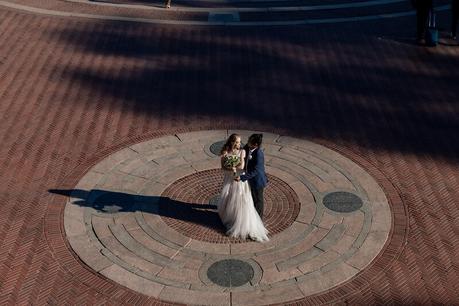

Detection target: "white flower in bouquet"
[223, 155, 241, 176]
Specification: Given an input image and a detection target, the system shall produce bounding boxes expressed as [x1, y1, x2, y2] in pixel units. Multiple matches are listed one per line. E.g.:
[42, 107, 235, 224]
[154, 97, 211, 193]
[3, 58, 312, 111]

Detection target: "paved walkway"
[0, 0, 459, 305]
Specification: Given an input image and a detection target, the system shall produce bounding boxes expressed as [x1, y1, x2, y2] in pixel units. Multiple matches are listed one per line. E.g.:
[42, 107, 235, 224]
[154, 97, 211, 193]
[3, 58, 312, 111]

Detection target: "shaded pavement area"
[0, 1, 459, 305]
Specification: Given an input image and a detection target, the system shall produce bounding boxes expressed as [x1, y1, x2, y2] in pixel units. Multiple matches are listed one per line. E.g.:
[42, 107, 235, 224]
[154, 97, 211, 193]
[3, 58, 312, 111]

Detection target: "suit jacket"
[240, 145, 268, 189]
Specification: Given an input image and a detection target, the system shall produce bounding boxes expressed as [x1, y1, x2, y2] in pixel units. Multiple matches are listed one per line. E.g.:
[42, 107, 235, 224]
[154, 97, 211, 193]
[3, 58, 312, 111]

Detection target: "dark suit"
[240, 146, 268, 218]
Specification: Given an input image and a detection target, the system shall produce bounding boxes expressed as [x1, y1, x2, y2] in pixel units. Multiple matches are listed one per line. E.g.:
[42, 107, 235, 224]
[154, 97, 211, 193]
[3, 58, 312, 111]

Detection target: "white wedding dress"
[217, 150, 269, 242]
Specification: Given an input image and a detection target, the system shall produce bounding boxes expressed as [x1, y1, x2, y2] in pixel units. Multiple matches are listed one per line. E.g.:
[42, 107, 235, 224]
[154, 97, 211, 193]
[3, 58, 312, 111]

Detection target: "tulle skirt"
[217, 170, 269, 242]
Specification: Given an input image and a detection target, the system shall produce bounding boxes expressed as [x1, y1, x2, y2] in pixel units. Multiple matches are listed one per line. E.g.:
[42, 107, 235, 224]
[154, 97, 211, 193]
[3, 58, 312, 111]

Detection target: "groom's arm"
[240, 150, 264, 182]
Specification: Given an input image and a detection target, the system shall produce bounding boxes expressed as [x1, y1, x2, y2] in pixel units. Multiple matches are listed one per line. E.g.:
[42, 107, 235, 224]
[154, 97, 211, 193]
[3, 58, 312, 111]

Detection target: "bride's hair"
[220, 134, 240, 155]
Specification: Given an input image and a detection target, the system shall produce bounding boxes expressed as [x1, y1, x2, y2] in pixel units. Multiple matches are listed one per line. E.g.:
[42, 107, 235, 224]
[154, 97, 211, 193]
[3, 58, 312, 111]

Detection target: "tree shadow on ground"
[49, 188, 226, 233]
[47, 15, 459, 162]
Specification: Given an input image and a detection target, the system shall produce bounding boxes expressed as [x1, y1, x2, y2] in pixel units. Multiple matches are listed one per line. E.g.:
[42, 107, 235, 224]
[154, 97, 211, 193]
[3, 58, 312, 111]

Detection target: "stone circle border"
[45, 129, 409, 305]
[63, 129, 395, 304]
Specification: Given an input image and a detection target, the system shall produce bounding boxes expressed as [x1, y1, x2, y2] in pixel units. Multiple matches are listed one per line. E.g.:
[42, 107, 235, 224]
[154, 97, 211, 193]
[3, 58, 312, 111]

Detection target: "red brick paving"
[160, 170, 300, 243]
[0, 1, 459, 305]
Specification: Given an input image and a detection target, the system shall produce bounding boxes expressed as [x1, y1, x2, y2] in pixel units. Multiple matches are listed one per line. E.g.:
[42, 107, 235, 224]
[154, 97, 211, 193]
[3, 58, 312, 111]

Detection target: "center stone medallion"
[159, 169, 300, 243]
[62, 130, 403, 306]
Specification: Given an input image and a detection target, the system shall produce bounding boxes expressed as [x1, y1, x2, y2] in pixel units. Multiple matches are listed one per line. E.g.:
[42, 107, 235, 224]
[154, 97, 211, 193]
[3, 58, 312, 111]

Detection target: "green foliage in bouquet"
[223, 155, 241, 171]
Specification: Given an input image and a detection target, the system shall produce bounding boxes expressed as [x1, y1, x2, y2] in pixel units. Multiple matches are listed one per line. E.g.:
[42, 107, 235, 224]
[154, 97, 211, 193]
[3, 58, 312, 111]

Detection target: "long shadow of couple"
[49, 188, 226, 233]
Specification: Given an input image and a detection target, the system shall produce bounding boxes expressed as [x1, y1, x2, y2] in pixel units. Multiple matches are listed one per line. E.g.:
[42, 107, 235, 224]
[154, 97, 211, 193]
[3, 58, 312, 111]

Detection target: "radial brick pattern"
[160, 169, 300, 243]
[62, 130, 399, 305]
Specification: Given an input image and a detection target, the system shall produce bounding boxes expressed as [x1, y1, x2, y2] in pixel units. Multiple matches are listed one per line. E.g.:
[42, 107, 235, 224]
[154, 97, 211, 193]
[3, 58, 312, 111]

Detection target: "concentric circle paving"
[64, 130, 402, 305]
[160, 169, 300, 243]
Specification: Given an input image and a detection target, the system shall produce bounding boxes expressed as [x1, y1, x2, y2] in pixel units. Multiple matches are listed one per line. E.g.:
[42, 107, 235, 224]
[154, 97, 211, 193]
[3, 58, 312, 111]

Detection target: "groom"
[236, 134, 268, 219]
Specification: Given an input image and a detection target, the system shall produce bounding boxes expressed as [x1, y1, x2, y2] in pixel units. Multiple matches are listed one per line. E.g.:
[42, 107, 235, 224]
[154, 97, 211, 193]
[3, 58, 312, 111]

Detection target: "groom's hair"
[248, 134, 263, 147]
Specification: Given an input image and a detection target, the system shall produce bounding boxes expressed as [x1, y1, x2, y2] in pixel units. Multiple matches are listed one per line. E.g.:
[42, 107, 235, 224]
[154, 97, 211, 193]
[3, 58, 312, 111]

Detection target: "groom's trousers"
[251, 188, 264, 219]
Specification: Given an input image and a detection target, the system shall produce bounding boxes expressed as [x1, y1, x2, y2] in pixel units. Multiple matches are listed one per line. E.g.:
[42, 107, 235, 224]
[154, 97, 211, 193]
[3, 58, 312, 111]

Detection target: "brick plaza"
[0, 0, 458, 305]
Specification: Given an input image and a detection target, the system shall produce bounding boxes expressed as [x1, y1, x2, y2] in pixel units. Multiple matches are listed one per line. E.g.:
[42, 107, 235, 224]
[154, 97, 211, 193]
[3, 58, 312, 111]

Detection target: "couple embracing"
[217, 133, 269, 242]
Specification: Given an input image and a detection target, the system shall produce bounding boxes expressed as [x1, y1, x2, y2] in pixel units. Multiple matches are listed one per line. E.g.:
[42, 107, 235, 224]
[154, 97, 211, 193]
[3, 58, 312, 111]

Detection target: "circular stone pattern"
[207, 259, 254, 287]
[323, 191, 363, 213]
[160, 169, 300, 243]
[62, 130, 402, 306]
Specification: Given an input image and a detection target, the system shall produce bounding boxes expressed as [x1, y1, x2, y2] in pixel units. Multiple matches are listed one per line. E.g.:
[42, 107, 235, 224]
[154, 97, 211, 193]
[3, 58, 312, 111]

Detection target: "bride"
[217, 134, 269, 242]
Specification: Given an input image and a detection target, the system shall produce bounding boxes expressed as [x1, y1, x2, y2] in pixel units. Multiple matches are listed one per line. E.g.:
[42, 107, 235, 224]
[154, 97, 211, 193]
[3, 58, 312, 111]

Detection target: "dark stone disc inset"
[209, 140, 244, 156]
[209, 141, 226, 156]
[207, 259, 254, 287]
[323, 191, 363, 213]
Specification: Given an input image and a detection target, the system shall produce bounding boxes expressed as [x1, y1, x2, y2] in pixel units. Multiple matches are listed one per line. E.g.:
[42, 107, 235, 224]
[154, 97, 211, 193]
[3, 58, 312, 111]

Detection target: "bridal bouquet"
[223, 155, 241, 176]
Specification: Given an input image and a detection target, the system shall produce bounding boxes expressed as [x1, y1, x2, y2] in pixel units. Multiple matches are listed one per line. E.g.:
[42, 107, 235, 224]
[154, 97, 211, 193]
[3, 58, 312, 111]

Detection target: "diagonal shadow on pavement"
[49, 188, 225, 232]
[45, 14, 459, 162]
